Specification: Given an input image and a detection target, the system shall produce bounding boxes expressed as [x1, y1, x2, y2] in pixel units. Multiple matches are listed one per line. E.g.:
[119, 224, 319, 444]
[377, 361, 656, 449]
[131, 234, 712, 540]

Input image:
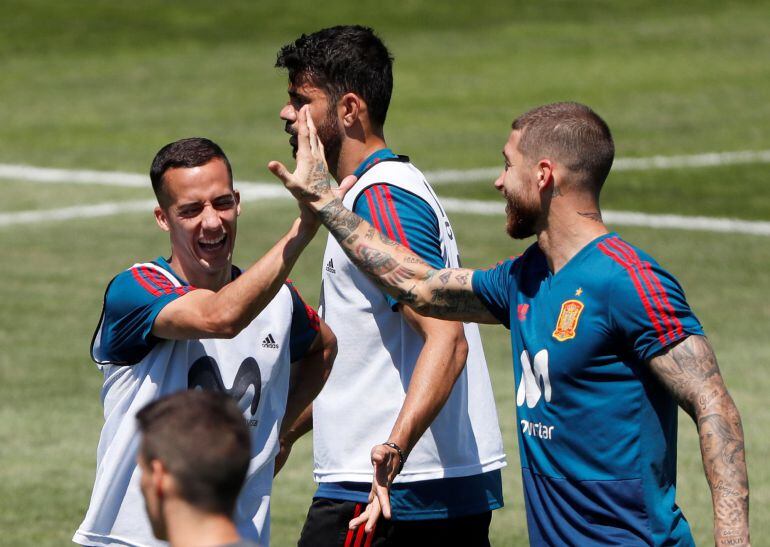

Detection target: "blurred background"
[1, 1, 768, 544]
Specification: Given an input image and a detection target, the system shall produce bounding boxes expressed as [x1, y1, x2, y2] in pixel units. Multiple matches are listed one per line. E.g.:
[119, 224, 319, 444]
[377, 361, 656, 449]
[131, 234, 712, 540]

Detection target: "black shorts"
[297, 498, 492, 547]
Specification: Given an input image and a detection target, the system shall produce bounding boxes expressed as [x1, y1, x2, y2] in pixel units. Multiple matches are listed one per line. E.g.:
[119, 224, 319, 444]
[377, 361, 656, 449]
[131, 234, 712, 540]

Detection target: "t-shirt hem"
[314, 456, 506, 483]
[73, 529, 152, 547]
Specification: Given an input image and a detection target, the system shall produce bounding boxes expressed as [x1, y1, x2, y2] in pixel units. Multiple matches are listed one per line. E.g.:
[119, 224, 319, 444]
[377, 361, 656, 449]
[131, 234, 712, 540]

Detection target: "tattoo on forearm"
[439, 271, 452, 285]
[651, 336, 749, 537]
[319, 199, 363, 240]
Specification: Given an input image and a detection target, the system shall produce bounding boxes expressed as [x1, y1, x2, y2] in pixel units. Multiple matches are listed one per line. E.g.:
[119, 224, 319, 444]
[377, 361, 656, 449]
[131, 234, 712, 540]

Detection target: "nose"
[280, 103, 297, 123]
[493, 170, 505, 192]
[201, 204, 222, 232]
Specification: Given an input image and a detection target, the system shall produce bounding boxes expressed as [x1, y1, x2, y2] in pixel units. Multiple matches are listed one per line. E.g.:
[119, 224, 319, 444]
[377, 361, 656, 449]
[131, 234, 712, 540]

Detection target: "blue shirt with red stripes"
[472, 233, 702, 546]
[315, 149, 504, 520]
[97, 257, 318, 365]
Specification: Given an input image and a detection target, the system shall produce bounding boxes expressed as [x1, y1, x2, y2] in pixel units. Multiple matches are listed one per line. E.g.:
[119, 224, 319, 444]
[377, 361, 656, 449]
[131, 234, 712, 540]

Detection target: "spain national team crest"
[552, 299, 584, 341]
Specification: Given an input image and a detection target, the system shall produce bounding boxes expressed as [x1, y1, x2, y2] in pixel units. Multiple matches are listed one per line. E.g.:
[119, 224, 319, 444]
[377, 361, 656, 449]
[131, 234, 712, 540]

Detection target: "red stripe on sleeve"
[381, 185, 410, 247]
[144, 267, 192, 297]
[372, 186, 397, 241]
[610, 239, 683, 342]
[598, 242, 668, 345]
[363, 189, 384, 232]
[130, 267, 162, 297]
[344, 504, 363, 547]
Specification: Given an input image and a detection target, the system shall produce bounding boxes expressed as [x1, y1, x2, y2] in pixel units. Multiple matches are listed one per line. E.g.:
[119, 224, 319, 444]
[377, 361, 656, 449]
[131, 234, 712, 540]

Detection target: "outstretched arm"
[269, 106, 498, 325]
[648, 335, 750, 546]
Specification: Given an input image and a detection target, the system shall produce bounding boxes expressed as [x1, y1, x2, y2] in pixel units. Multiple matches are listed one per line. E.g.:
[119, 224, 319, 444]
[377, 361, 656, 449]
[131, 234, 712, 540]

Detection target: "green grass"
[1, 1, 768, 545]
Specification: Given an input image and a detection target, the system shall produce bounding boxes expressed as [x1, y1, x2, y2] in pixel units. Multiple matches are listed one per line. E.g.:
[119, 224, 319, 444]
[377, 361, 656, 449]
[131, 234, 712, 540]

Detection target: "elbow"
[203, 309, 247, 339]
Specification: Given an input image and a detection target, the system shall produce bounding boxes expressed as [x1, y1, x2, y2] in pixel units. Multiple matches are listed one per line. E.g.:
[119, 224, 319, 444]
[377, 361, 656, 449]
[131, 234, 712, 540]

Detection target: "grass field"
[1, 1, 769, 545]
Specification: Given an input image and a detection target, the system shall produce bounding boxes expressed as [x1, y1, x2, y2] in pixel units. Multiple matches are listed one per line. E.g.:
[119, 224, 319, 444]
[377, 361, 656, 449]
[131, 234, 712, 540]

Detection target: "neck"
[332, 132, 388, 181]
[536, 194, 609, 273]
[168, 256, 231, 291]
[164, 500, 241, 547]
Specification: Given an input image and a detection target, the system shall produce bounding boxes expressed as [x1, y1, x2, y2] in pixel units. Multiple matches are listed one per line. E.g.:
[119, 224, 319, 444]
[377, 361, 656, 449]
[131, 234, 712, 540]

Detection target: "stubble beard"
[505, 193, 538, 240]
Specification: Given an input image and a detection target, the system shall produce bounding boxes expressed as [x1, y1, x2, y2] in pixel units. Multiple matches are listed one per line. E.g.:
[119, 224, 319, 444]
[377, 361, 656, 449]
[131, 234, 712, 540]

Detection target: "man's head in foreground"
[150, 137, 241, 286]
[136, 389, 251, 542]
[276, 25, 393, 175]
[495, 101, 615, 239]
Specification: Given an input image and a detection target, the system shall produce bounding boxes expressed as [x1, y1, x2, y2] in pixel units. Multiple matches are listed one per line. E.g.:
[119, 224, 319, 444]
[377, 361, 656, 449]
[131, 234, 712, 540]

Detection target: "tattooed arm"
[270, 105, 499, 324]
[648, 335, 750, 546]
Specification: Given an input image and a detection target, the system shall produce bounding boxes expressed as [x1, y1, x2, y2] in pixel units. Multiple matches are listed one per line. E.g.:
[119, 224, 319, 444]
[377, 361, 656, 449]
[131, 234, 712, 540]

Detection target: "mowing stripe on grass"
[3, 194, 769, 236]
[2, 148, 770, 188]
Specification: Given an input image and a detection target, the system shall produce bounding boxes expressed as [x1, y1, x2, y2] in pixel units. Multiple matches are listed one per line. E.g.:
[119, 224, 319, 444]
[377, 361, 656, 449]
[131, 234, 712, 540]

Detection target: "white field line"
[1, 150, 769, 234]
[2, 148, 770, 189]
[439, 198, 770, 237]
[3, 193, 769, 237]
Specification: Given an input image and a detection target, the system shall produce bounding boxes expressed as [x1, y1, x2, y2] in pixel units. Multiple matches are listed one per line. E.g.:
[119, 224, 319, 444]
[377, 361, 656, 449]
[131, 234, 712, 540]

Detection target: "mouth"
[197, 233, 227, 254]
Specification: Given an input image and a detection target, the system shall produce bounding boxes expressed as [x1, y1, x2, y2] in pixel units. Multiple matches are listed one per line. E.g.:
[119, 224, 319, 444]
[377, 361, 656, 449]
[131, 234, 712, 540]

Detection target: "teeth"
[200, 234, 225, 245]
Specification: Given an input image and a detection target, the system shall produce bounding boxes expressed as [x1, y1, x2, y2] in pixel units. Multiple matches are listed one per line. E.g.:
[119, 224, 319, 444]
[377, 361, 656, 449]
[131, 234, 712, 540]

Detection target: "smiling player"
[74, 136, 337, 547]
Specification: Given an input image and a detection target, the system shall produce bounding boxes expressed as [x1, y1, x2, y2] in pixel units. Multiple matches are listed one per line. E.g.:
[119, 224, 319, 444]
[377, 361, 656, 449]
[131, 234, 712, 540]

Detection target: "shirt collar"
[353, 148, 398, 178]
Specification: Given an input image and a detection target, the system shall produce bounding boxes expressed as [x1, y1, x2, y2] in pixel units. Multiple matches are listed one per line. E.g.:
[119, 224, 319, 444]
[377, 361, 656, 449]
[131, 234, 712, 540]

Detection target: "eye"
[213, 197, 236, 210]
[177, 205, 203, 218]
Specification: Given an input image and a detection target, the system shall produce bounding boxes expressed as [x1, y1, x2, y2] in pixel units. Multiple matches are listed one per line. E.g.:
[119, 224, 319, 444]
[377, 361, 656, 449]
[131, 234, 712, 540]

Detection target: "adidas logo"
[261, 333, 279, 349]
[325, 258, 336, 274]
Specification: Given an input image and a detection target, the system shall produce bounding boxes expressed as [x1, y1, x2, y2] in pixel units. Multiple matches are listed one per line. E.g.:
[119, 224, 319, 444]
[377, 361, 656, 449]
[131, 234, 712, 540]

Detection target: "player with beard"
[274, 102, 751, 546]
[270, 25, 506, 546]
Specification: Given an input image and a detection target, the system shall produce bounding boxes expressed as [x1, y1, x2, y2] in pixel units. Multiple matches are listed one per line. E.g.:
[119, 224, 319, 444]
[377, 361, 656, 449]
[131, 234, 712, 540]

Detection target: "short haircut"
[136, 390, 251, 516]
[149, 137, 233, 207]
[275, 25, 394, 128]
[512, 102, 615, 192]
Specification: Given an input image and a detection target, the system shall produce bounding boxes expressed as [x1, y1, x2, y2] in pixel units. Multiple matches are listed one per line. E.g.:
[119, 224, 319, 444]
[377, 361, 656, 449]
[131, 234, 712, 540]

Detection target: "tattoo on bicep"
[651, 336, 721, 413]
[439, 271, 452, 285]
[454, 272, 469, 286]
[364, 226, 376, 240]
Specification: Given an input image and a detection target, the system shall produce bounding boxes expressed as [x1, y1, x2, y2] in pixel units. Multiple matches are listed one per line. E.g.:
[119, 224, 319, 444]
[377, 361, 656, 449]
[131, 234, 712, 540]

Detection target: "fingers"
[336, 174, 358, 199]
[296, 105, 311, 156]
[349, 499, 375, 530]
[364, 496, 382, 533]
[306, 108, 320, 157]
[267, 161, 290, 184]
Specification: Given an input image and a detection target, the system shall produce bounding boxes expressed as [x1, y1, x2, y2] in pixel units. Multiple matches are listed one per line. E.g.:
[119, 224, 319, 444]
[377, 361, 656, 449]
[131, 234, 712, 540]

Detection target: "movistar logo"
[188, 356, 262, 421]
[325, 258, 336, 274]
[516, 349, 551, 408]
[262, 333, 279, 349]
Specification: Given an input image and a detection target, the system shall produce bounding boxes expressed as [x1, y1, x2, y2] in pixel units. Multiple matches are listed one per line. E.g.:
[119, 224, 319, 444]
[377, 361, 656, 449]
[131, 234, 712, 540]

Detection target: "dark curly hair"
[276, 25, 394, 128]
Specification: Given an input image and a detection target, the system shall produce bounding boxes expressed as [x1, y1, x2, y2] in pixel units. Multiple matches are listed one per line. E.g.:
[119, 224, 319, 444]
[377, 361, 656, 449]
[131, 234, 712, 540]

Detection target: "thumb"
[336, 174, 358, 199]
[268, 160, 291, 184]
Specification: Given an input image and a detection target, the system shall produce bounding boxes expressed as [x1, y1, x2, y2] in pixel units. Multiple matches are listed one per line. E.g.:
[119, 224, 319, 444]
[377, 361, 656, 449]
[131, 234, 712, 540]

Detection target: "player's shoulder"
[593, 234, 680, 290]
[106, 259, 183, 304]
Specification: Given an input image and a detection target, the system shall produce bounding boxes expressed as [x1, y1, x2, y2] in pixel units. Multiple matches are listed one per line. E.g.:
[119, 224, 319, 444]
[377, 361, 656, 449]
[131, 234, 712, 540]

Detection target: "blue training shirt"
[96, 257, 318, 365]
[315, 149, 504, 520]
[472, 233, 703, 545]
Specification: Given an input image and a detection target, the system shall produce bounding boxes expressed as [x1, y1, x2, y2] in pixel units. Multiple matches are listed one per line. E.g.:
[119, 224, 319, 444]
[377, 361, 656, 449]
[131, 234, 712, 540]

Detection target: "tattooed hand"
[269, 105, 339, 209]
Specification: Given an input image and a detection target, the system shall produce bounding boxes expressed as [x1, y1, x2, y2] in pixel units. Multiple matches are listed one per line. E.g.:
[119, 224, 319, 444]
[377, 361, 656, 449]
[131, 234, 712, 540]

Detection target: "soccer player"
[269, 26, 506, 545]
[136, 390, 260, 547]
[275, 102, 751, 546]
[73, 137, 337, 547]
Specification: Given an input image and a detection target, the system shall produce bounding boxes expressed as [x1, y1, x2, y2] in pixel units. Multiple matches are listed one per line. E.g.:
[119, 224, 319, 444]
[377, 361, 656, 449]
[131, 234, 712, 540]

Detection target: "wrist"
[382, 441, 408, 474]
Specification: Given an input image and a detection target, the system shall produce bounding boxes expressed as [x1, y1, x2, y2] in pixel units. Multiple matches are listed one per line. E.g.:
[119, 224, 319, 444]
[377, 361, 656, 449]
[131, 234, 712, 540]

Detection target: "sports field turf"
[1, 1, 768, 545]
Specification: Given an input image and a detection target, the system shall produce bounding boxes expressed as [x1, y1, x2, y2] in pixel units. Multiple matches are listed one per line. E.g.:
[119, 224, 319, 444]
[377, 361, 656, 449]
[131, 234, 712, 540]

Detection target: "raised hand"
[269, 106, 334, 206]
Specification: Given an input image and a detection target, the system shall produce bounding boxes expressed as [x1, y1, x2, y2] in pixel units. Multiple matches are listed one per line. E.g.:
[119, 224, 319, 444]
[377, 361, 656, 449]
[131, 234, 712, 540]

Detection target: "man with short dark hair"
[275, 102, 751, 546]
[74, 136, 337, 547]
[270, 26, 506, 546]
[136, 390, 257, 547]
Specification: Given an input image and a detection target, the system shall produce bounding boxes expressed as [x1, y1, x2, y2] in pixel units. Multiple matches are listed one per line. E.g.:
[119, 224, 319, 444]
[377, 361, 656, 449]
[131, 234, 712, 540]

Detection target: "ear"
[536, 159, 555, 193]
[154, 206, 170, 232]
[234, 189, 241, 217]
[151, 459, 167, 498]
[339, 93, 362, 128]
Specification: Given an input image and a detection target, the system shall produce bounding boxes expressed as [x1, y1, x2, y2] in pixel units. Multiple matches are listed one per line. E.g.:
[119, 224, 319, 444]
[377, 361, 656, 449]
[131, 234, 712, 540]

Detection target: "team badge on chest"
[552, 299, 584, 341]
